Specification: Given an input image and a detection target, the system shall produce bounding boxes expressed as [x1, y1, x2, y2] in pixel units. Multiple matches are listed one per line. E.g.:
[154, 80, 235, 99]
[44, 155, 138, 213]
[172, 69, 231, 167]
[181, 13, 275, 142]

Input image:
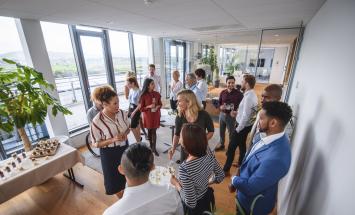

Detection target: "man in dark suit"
[229, 101, 292, 215]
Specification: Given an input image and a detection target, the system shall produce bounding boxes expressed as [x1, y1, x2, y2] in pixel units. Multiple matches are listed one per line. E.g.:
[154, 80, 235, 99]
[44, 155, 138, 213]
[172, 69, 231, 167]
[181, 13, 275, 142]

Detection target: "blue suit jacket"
[232, 133, 291, 215]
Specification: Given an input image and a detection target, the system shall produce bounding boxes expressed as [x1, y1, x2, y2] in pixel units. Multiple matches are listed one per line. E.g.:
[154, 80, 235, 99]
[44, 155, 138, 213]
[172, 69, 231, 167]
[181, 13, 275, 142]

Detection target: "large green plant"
[202, 47, 219, 81]
[0, 58, 72, 151]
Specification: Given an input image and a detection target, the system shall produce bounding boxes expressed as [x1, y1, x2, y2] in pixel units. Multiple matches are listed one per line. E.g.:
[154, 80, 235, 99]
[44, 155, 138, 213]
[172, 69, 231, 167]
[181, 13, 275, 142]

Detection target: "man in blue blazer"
[229, 101, 292, 215]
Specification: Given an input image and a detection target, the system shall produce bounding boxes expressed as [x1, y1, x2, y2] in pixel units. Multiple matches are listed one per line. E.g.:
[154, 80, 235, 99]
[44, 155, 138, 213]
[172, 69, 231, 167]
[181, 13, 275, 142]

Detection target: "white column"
[16, 18, 69, 138]
[152, 38, 167, 101]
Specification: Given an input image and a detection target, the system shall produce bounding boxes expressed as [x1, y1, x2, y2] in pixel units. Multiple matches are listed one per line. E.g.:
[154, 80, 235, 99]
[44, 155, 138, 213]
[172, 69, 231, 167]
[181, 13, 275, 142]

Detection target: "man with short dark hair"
[229, 101, 292, 215]
[249, 84, 283, 146]
[223, 74, 258, 175]
[215, 76, 243, 151]
[103, 144, 183, 215]
[144, 64, 161, 93]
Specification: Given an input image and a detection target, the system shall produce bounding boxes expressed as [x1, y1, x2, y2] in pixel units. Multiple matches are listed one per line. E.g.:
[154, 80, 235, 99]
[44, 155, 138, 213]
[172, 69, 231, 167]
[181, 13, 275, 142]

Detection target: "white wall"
[279, 0, 355, 214]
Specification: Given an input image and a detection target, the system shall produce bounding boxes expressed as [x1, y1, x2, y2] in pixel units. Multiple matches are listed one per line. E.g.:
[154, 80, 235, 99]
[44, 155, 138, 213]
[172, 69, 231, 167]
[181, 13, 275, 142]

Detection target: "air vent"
[191, 24, 243, 32]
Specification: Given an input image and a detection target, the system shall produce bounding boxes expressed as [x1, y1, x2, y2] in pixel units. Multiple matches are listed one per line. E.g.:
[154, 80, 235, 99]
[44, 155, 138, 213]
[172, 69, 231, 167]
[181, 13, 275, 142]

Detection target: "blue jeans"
[219, 112, 236, 147]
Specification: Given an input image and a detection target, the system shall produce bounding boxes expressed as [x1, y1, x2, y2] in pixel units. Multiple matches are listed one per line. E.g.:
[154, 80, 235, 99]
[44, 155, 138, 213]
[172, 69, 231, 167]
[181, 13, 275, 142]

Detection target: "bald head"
[261, 84, 283, 104]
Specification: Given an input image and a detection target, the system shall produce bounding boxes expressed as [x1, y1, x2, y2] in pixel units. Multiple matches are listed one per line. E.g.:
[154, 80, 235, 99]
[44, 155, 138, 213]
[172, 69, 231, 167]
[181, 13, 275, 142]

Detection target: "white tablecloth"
[0, 143, 82, 203]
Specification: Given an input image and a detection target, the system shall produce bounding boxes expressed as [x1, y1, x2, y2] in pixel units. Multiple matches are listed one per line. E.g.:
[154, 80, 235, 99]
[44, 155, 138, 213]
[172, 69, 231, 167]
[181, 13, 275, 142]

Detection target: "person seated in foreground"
[103, 143, 183, 215]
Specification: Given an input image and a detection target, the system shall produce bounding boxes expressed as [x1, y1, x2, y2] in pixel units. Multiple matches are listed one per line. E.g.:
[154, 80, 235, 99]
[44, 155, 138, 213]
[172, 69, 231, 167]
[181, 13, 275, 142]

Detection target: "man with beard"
[248, 84, 283, 146]
[215, 76, 243, 151]
[223, 74, 258, 175]
[229, 101, 292, 215]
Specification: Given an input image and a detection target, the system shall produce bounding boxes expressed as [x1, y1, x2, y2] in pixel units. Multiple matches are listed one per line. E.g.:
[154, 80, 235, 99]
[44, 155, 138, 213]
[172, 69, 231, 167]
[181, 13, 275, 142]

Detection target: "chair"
[86, 133, 100, 157]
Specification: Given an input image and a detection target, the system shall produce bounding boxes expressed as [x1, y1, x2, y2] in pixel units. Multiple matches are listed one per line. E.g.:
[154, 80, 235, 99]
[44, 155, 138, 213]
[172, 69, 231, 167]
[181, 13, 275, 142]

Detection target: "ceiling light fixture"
[274, 34, 279, 37]
[144, 0, 153, 6]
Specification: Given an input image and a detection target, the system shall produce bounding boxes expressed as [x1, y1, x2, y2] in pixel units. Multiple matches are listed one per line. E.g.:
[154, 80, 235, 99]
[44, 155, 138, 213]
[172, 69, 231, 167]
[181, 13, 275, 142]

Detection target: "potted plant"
[202, 47, 220, 87]
[0, 58, 72, 151]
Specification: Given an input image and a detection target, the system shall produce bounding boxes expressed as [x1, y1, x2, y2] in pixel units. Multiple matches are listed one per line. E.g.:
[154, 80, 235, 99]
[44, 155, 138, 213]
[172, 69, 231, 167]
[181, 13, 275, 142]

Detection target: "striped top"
[178, 149, 225, 208]
[90, 110, 130, 148]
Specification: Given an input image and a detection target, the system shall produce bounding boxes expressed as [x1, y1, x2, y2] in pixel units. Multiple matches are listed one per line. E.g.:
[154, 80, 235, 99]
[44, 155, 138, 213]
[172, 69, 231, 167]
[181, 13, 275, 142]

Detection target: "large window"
[133, 34, 151, 86]
[109, 31, 132, 93]
[41, 21, 88, 130]
[0, 16, 26, 67]
[0, 17, 49, 159]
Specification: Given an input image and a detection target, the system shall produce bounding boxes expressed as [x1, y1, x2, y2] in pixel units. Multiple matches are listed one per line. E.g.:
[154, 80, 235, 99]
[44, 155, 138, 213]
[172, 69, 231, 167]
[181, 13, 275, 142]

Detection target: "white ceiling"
[0, 0, 325, 43]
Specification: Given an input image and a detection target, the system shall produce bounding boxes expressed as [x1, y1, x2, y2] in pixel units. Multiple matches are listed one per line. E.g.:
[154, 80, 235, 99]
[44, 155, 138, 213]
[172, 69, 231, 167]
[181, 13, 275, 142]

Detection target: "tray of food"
[149, 165, 176, 185]
[30, 139, 60, 158]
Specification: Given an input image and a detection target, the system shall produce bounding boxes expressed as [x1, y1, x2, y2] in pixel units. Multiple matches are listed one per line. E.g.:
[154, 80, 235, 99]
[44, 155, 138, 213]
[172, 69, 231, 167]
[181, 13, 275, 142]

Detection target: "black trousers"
[202, 101, 207, 109]
[183, 187, 215, 215]
[170, 99, 177, 111]
[223, 125, 252, 172]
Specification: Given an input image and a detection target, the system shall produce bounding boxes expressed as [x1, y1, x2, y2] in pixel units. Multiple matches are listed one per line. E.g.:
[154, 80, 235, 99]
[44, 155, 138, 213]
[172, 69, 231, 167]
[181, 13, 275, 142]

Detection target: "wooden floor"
[0, 84, 276, 215]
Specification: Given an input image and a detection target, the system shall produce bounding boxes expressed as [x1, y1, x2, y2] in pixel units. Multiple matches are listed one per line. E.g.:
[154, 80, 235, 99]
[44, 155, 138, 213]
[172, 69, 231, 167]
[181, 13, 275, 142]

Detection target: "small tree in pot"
[0, 58, 72, 151]
[202, 47, 220, 87]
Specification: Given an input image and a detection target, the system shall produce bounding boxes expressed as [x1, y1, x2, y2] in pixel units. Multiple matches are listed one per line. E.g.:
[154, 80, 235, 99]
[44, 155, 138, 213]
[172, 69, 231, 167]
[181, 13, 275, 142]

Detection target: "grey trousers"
[219, 112, 236, 146]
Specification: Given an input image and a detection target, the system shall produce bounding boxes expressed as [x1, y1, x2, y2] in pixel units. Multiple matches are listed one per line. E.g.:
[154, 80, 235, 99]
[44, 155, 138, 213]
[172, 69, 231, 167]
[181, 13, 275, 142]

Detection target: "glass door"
[165, 40, 186, 98]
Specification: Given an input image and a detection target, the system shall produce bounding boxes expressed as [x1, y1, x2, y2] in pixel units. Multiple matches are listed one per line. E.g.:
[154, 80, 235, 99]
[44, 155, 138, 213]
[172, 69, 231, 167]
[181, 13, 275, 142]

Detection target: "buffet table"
[0, 142, 83, 203]
[160, 109, 177, 153]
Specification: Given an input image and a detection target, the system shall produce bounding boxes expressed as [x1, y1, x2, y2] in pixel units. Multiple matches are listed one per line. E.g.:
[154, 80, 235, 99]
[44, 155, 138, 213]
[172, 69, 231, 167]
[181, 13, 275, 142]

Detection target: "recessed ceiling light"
[144, 0, 153, 5]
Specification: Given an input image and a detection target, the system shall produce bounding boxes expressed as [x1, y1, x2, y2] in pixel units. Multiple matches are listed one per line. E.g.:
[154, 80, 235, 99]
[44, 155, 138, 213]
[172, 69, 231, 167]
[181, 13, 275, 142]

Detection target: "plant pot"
[213, 79, 220, 88]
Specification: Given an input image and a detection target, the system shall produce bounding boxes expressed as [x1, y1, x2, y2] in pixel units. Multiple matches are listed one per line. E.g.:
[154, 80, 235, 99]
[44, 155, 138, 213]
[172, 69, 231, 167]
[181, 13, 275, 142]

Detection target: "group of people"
[87, 63, 293, 215]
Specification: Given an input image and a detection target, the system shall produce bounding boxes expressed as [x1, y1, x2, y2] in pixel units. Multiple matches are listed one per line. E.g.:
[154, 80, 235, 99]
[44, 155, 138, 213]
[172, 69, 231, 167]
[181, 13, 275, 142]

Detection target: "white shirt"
[197, 79, 208, 101]
[246, 131, 285, 160]
[188, 83, 203, 106]
[169, 80, 183, 100]
[144, 73, 161, 93]
[90, 110, 130, 147]
[128, 88, 141, 105]
[103, 182, 184, 215]
[236, 89, 258, 132]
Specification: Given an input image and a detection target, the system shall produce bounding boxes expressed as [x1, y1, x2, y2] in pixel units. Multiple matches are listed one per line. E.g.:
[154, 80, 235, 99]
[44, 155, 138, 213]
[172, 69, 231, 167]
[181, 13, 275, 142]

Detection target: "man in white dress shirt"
[103, 143, 184, 215]
[195, 68, 208, 109]
[185, 73, 203, 106]
[144, 64, 161, 93]
[223, 74, 258, 176]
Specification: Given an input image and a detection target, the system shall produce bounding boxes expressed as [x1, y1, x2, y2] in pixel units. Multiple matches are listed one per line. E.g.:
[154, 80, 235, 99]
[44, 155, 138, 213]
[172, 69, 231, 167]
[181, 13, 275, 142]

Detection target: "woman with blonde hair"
[168, 89, 214, 163]
[169, 70, 183, 112]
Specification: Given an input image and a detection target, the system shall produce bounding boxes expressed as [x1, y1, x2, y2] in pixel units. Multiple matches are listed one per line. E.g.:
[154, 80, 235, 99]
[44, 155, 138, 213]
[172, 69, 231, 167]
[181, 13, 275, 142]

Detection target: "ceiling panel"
[0, 0, 324, 43]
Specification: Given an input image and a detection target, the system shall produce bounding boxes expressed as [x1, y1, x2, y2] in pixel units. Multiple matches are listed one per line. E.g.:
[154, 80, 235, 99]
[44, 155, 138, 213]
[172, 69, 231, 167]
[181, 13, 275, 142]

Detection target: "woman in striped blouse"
[170, 123, 225, 215]
[90, 86, 130, 198]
